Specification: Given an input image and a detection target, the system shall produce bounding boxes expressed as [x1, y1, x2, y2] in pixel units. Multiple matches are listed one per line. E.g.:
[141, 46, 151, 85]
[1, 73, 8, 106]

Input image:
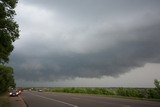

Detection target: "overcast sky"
[9, 0, 160, 87]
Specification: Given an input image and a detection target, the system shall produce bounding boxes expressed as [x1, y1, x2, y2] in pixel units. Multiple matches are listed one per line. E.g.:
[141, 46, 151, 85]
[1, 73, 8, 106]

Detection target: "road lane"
[21, 91, 77, 107]
[21, 91, 160, 107]
[29, 93, 77, 107]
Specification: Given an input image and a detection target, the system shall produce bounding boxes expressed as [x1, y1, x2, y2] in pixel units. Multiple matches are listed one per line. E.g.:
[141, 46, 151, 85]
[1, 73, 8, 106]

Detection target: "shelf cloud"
[10, 0, 160, 83]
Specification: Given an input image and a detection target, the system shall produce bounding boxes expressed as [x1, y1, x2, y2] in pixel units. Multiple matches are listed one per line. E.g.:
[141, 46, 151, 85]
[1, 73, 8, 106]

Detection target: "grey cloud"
[9, 0, 160, 82]
[22, 0, 160, 23]
[10, 12, 160, 81]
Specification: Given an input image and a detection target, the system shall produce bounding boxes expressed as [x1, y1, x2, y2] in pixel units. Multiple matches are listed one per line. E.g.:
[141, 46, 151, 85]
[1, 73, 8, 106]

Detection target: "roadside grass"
[46, 87, 160, 102]
[50, 91, 160, 102]
[0, 93, 10, 107]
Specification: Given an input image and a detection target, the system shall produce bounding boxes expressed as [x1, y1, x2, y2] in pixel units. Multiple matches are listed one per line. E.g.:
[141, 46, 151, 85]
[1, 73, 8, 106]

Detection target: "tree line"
[49, 79, 160, 99]
[0, 0, 19, 94]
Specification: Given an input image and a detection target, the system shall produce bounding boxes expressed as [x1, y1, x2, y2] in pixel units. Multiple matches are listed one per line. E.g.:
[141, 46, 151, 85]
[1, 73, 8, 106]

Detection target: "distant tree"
[154, 79, 160, 90]
[0, 0, 19, 64]
[154, 79, 160, 95]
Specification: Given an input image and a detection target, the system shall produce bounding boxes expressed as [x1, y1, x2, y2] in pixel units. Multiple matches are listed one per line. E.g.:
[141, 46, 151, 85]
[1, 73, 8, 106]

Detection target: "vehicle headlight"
[9, 93, 12, 95]
[16, 92, 18, 95]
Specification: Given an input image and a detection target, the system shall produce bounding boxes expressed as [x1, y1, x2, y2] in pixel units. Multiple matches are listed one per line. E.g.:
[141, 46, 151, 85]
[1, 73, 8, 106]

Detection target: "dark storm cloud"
[22, 0, 160, 23]
[10, 15, 160, 81]
[10, 0, 160, 81]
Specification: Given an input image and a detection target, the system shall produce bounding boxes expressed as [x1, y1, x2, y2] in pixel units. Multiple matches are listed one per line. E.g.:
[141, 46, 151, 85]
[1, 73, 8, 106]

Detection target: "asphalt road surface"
[21, 91, 160, 107]
[10, 95, 26, 107]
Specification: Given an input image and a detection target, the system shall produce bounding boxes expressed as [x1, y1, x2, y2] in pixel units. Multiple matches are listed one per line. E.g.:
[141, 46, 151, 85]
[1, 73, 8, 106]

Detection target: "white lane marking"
[29, 93, 78, 107]
[18, 96, 27, 107]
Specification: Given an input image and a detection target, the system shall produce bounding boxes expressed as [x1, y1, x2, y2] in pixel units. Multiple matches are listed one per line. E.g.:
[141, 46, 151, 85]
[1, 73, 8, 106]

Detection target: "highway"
[21, 91, 160, 107]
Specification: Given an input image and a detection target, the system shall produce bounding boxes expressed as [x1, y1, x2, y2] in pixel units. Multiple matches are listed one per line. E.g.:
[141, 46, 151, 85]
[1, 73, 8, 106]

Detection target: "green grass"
[0, 93, 10, 107]
[47, 87, 160, 101]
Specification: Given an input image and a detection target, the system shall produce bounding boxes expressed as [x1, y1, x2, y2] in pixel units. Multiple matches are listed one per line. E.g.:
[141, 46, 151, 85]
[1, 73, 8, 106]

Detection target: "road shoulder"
[9, 95, 26, 107]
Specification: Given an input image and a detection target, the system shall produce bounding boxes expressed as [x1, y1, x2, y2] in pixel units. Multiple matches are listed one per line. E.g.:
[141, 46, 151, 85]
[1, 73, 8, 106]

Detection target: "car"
[38, 89, 43, 92]
[17, 90, 22, 95]
[18, 90, 22, 95]
[9, 90, 19, 97]
[17, 88, 23, 94]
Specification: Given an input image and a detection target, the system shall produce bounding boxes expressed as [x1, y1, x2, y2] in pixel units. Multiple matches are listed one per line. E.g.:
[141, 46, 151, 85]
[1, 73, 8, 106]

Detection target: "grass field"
[0, 93, 10, 107]
[46, 87, 160, 100]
